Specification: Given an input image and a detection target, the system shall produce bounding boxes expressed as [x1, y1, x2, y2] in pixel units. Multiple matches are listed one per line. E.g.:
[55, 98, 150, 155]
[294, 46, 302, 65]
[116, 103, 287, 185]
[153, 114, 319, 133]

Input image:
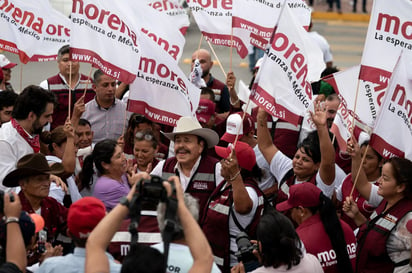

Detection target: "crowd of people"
[0, 41, 411, 273]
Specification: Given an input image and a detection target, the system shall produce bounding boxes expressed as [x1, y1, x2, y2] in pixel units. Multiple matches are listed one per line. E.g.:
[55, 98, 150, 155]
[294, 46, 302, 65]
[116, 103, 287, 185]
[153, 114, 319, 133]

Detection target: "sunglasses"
[135, 131, 155, 142]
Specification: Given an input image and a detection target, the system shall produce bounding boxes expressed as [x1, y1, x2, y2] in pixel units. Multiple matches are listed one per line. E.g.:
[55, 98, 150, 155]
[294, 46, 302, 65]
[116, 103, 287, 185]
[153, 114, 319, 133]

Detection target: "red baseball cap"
[0, 54, 17, 69]
[221, 112, 255, 143]
[215, 141, 256, 171]
[276, 183, 321, 212]
[196, 99, 215, 124]
[68, 197, 106, 239]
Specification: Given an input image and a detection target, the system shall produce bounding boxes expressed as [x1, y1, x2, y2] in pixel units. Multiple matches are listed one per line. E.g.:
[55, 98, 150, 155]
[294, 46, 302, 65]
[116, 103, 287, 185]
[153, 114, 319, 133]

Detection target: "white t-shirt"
[229, 185, 260, 266]
[269, 151, 345, 198]
[254, 145, 276, 191]
[308, 31, 333, 63]
[251, 253, 323, 273]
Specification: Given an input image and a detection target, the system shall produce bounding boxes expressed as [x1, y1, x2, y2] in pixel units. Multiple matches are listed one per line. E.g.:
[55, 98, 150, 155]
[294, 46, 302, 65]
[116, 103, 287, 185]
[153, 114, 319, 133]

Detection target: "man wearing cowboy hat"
[3, 153, 70, 259]
[151, 116, 223, 220]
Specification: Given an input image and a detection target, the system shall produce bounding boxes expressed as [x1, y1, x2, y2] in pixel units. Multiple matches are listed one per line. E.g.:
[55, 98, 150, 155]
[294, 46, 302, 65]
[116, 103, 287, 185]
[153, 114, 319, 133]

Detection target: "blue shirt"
[37, 247, 121, 273]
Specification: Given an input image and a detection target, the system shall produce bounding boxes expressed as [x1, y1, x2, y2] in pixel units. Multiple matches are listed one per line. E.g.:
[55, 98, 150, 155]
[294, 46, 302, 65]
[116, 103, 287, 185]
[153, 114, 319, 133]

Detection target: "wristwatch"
[119, 197, 130, 208]
[5, 217, 19, 224]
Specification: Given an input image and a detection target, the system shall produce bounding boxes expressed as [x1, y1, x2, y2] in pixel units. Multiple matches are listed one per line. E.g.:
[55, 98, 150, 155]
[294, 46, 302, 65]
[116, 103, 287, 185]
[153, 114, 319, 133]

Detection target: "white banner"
[232, 0, 311, 54]
[146, 0, 190, 35]
[127, 1, 186, 62]
[370, 52, 412, 160]
[250, 4, 324, 126]
[127, 35, 200, 127]
[70, 0, 141, 83]
[186, 0, 248, 58]
[359, 0, 412, 107]
[324, 65, 377, 128]
[0, 0, 70, 63]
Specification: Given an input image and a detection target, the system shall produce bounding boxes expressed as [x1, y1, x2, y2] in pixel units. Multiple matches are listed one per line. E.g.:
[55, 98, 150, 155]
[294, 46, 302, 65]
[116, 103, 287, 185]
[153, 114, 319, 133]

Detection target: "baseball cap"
[276, 183, 321, 212]
[68, 197, 106, 239]
[0, 54, 17, 69]
[215, 141, 256, 171]
[221, 112, 255, 143]
[196, 99, 215, 124]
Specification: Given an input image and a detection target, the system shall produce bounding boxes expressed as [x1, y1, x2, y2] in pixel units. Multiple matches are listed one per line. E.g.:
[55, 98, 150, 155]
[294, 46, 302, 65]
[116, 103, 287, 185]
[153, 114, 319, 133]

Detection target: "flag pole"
[349, 144, 369, 197]
[207, 41, 226, 78]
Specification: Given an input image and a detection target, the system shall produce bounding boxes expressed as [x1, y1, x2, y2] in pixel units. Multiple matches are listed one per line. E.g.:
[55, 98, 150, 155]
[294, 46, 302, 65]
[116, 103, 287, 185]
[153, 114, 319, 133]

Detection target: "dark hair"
[125, 113, 153, 148]
[241, 164, 263, 183]
[360, 141, 383, 162]
[78, 118, 92, 128]
[40, 125, 67, 153]
[297, 131, 321, 164]
[12, 85, 57, 120]
[200, 87, 215, 101]
[312, 193, 354, 273]
[0, 91, 18, 110]
[58, 44, 70, 60]
[93, 69, 105, 85]
[121, 244, 165, 273]
[197, 136, 208, 158]
[386, 157, 412, 199]
[81, 139, 118, 189]
[257, 209, 302, 269]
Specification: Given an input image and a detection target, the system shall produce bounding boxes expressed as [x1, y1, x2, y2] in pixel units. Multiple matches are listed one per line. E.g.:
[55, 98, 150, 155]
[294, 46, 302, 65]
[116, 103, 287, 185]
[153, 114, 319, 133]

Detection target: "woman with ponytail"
[231, 209, 323, 273]
[276, 183, 356, 273]
[81, 139, 141, 211]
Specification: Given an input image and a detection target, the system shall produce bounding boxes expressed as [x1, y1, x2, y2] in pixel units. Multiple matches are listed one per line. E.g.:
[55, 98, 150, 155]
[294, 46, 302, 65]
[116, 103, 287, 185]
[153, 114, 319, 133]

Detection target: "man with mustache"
[0, 85, 56, 191]
[151, 116, 223, 220]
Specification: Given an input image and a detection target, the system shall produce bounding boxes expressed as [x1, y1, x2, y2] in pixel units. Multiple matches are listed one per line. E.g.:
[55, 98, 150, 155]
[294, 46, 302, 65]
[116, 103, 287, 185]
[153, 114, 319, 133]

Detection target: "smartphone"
[37, 230, 47, 254]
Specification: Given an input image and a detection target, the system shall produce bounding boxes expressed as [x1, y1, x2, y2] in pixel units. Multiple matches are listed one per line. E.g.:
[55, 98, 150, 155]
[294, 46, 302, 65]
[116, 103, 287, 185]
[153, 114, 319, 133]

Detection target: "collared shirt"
[0, 122, 33, 191]
[151, 156, 223, 191]
[81, 97, 129, 144]
[37, 247, 121, 273]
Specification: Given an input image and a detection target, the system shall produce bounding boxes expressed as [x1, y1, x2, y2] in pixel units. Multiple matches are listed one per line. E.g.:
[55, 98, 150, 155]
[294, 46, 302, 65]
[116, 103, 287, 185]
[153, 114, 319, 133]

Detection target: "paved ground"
[4, 1, 371, 93]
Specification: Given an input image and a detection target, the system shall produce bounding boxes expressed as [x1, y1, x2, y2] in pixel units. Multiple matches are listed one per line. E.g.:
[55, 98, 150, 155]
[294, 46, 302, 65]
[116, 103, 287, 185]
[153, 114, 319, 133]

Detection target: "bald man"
[191, 49, 230, 114]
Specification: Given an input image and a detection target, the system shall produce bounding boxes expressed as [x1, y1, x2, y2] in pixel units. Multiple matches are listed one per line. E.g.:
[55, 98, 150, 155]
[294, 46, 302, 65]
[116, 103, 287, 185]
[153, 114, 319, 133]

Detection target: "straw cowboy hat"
[3, 153, 64, 187]
[162, 116, 219, 148]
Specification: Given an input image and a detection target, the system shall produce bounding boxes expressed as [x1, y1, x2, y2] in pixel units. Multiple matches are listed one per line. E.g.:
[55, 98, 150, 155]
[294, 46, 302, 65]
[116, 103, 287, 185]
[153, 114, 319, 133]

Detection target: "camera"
[137, 175, 168, 203]
[235, 232, 258, 264]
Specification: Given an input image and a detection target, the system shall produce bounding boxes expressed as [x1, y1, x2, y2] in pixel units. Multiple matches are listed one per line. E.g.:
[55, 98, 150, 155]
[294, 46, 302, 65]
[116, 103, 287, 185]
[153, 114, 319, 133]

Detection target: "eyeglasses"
[135, 131, 155, 142]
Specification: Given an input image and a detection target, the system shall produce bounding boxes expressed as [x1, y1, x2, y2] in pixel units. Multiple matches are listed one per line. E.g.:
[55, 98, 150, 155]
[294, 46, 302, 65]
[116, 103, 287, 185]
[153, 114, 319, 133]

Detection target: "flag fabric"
[370, 51, 412, 160]
[70, 0, 142, 83]
[250, 4, 324, 126]
[127, 35, 200, 127]
[0, 0, 70, 63]
[359, 0, 412, 107]
[146, 0, 190, 35]
[232, 0, 311, 54]
[130, 1, 186, 62]
[186, 0, 248, 58]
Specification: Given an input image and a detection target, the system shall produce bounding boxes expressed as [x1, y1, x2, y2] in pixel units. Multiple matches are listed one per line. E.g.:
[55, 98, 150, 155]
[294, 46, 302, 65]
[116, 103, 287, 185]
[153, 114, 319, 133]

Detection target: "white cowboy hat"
[162, 116, 219, 148]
